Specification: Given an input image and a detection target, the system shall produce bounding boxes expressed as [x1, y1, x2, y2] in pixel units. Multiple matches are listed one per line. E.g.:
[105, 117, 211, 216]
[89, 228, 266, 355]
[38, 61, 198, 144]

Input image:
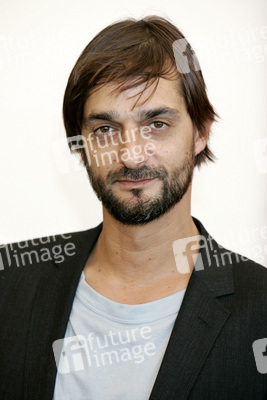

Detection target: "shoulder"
[215, 243, 267, 289]
[230, 252, 267, 298]
[0, 223, 102, 289]
[193, 217, 267, 296]
[208, 244, 267, 318]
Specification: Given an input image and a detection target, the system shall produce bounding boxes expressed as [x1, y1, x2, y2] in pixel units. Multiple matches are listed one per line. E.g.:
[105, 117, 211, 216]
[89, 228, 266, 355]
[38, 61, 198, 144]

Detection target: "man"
[0, 16, 266, 400]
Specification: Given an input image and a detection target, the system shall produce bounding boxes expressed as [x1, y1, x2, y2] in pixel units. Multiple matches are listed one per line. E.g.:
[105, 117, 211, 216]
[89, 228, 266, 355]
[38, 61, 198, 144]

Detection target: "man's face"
[82, 76, 206, 225]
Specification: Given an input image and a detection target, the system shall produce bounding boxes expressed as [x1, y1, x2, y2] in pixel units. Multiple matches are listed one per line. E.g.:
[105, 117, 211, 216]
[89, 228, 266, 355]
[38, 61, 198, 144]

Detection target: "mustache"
[107, 165, 168, 184]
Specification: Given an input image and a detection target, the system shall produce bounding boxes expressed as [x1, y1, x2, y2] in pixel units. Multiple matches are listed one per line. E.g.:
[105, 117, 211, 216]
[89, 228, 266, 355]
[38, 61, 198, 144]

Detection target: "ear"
[194, 120, 213, 156]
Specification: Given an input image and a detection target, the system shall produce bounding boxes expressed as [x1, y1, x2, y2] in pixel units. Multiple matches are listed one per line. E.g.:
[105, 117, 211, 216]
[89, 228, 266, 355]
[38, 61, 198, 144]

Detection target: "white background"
[0, 0, 266, 266]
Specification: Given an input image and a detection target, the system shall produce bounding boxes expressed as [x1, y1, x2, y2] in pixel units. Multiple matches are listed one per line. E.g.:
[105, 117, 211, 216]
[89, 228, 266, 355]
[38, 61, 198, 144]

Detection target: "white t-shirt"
[53, 272, 186, 400]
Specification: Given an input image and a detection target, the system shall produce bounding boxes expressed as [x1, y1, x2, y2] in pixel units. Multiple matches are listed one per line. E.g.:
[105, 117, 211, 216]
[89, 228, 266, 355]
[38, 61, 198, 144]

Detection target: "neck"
[89, 188, 199, 283]
[83, 187, 201, 303]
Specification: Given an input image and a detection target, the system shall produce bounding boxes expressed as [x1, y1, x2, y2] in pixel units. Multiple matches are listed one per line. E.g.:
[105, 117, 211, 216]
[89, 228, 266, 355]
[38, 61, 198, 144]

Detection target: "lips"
[117, 178, 155, 188]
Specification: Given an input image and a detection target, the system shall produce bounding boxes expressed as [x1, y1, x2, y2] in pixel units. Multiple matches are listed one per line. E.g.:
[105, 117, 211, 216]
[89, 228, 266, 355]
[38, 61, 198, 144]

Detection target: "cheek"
[150, 139, 190, 166]
[89, 154, 115, 175]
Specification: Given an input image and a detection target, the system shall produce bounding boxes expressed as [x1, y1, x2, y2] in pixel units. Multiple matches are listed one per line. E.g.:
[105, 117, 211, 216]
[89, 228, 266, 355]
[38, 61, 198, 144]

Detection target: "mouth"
[116, 178, 155, 188]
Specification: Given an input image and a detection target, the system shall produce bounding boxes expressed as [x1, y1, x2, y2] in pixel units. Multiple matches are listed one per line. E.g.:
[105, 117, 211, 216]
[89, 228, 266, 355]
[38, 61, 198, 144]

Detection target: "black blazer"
[0, 218, 267, 400]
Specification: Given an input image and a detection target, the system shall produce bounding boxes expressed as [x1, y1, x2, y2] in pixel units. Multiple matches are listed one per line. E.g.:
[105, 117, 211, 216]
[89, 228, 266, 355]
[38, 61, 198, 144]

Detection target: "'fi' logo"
[53, 335, 90, 374]
[52, 135, 91, 174]
[252, 338, 267, 374]
[172, 235, 211, 274]
[172, 38, 201, 74]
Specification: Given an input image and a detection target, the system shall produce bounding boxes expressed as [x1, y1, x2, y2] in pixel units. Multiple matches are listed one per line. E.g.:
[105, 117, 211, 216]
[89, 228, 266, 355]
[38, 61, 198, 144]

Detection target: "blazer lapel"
[24, 224, 102, 400]
[149, 268, 233, 400]
[149, 218, 235, 400]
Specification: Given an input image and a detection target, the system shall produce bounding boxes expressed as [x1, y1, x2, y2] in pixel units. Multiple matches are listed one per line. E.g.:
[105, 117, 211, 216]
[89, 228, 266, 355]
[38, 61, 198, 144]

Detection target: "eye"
[150, 121, 167, 129]
[94, 126, 116, 135]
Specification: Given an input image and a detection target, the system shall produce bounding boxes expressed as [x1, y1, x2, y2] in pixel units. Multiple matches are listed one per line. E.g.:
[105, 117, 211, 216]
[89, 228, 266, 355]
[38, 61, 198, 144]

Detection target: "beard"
[85, 143, 195, 225]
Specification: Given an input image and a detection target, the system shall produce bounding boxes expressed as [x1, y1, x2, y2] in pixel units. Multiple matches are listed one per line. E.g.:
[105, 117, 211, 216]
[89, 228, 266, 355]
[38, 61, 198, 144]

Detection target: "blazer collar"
[192, 217, 234, 297]
[24, 218, 234, 400]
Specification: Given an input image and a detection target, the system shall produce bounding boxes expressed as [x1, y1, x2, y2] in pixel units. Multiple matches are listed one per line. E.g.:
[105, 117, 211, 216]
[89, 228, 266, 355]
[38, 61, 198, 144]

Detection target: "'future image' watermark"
[53, 326, 156, 373]
[0, 233, 76, 270]
[172, 234, 254, 274]
[53, 126, 156, 174]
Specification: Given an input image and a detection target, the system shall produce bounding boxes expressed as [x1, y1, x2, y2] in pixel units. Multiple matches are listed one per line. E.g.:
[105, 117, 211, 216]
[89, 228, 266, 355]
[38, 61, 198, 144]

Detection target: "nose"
[118, 127, 149, 169]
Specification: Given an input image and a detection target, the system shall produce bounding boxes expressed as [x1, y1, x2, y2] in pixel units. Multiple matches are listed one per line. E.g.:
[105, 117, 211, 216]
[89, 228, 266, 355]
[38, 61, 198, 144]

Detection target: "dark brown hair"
[63, 15, 218, 167]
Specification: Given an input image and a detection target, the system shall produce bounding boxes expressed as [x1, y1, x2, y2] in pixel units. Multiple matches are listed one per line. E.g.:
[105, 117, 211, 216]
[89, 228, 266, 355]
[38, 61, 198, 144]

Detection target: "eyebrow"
[83, 107, 181, 126]
[84, 111, 119, 125]
[139, 107, 181, 120]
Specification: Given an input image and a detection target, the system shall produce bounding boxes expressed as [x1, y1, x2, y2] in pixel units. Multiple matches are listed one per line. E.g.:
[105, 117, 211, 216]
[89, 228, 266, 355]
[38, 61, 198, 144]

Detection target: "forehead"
[83, 76, 186, 118]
